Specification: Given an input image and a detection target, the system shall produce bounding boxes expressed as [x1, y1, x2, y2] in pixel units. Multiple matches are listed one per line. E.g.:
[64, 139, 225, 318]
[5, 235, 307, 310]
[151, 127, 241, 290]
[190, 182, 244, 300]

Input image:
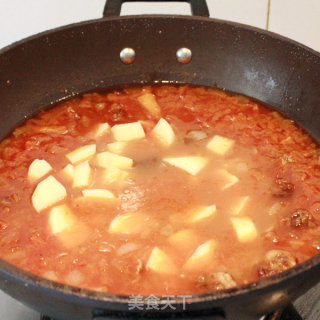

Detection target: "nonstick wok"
[0, 0, 319, 319]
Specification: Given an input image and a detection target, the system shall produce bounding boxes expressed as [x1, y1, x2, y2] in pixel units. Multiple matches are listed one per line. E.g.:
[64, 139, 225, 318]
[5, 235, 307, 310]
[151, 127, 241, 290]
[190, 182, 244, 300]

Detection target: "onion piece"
[117, 243, 138, 256]
[186, 130, 207, 141]
[65, 270, 84, 286]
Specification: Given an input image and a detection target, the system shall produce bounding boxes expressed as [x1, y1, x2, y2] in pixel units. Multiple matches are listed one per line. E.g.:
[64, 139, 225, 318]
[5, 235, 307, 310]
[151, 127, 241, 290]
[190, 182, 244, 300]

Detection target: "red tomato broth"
[0, 85, 319, 295]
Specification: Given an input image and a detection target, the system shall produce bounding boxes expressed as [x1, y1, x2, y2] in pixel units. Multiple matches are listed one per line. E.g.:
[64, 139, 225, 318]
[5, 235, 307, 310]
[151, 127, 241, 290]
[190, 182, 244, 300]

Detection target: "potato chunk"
[268, 202, 282, 216]
[28, 159, 52, 181]
[207, 135, 235, 155]
[62, 164, 74, 180]
[82, 189, 116, 200]
[49, 205, 75, 234]
[107, 141, 127, 154]
[96, 152, 133, 169]
[109, 212, 146, 234]
[184, 240, 216, 270]
[152, 118, 175, 146]
[168, 229, 198, 250]
[189, 205, 217, 222]
[111, 122, 145, 142]
[57, 223, 90, 249]
[95, 122, 110, 137]
[66, 144, 96, 164]
[163, 156, 208, 176]
[146, 247, 177, 274]
[32, 175, 67, 213]
[137, 92, 161, 116]
[103, 166, 129, 184]
[218, 169, 239, 189]
[231, 217, 257, 242]
[231, 196, 249, 215]
[73, 161, 92, 188]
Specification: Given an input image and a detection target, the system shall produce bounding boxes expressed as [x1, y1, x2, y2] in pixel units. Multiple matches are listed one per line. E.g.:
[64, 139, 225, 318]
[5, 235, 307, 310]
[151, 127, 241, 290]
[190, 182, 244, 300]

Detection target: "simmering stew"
[0, 85, 319, 295]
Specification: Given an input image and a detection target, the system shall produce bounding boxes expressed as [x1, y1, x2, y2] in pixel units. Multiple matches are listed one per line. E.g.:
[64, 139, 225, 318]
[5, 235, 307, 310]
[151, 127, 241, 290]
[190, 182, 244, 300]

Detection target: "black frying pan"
[0, 1, 319, 319]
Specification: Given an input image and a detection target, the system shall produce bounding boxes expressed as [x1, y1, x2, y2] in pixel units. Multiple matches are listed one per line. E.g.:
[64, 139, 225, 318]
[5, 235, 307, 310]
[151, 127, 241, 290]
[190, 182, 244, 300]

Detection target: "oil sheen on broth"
[0, 85, 319, 295]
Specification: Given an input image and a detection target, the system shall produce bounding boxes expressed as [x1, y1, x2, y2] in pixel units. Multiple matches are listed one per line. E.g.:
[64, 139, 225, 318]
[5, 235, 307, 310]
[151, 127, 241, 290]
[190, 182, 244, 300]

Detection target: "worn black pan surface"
[0, 1, 319, 319]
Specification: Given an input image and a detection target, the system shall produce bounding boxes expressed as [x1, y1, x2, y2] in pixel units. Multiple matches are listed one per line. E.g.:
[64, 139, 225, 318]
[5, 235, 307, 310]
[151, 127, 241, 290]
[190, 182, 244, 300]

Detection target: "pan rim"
[0, 14, 319, 57]
[1, 252, 320, 306]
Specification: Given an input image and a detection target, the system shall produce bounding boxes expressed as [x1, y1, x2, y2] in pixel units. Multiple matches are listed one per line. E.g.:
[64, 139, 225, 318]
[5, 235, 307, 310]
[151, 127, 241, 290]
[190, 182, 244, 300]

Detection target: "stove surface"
[1, 283, 319, 320]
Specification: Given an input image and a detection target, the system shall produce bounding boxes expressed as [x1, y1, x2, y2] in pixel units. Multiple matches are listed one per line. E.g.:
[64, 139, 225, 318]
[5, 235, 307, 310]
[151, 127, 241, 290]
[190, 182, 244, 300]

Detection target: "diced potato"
[62, 164, 74, 180]
[207, 135, 235, 155]
[49, 204, 75, 234]
[218, 169, 239, 189]
[82, 189, 116, 200]
[146, 247, 177, 274]
[58, 223, 91, 249]
[95, 122, 110, 137]
[66, 144, 96, 164]
[107, 141, 127, 154]
[73, 161, 92, 188]
[109, 212, 146, 234]
[137, 92, 161, 116]
[189, 205, 217, 222]
[231, 217, 257, 242]
[32, 175, 67, 213]
[152, 118, 175, 146]
[231, 196, 249, 215]
[163, 156, 208, 176]
[111, 122, 145, 142]
[28, 159, 52, 181]
[96, 151, 133, 169]
[168, 229, 198, 250]
[184, 240, 216, 270]
[103, 166, 129, 184]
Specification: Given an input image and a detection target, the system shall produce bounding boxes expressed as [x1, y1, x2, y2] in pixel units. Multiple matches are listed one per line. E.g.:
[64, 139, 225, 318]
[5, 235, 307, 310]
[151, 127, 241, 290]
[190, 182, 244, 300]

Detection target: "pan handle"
[103, 0, 210, 17]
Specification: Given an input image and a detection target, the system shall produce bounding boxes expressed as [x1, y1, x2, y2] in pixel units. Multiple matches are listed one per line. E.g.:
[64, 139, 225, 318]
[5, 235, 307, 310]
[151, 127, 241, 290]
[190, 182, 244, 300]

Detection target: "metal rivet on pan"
[120, 47, 135, 64]
[176, 47, 192, 64]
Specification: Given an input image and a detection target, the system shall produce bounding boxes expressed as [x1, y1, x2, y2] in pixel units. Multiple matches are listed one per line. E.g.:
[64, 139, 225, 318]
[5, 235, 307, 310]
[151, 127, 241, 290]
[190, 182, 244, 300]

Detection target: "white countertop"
[0, 1, 319, 319]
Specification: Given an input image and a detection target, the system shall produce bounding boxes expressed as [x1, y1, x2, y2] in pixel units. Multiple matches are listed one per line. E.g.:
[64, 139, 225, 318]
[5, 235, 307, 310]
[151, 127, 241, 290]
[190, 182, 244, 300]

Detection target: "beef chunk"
[258, 250, 297, 278]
